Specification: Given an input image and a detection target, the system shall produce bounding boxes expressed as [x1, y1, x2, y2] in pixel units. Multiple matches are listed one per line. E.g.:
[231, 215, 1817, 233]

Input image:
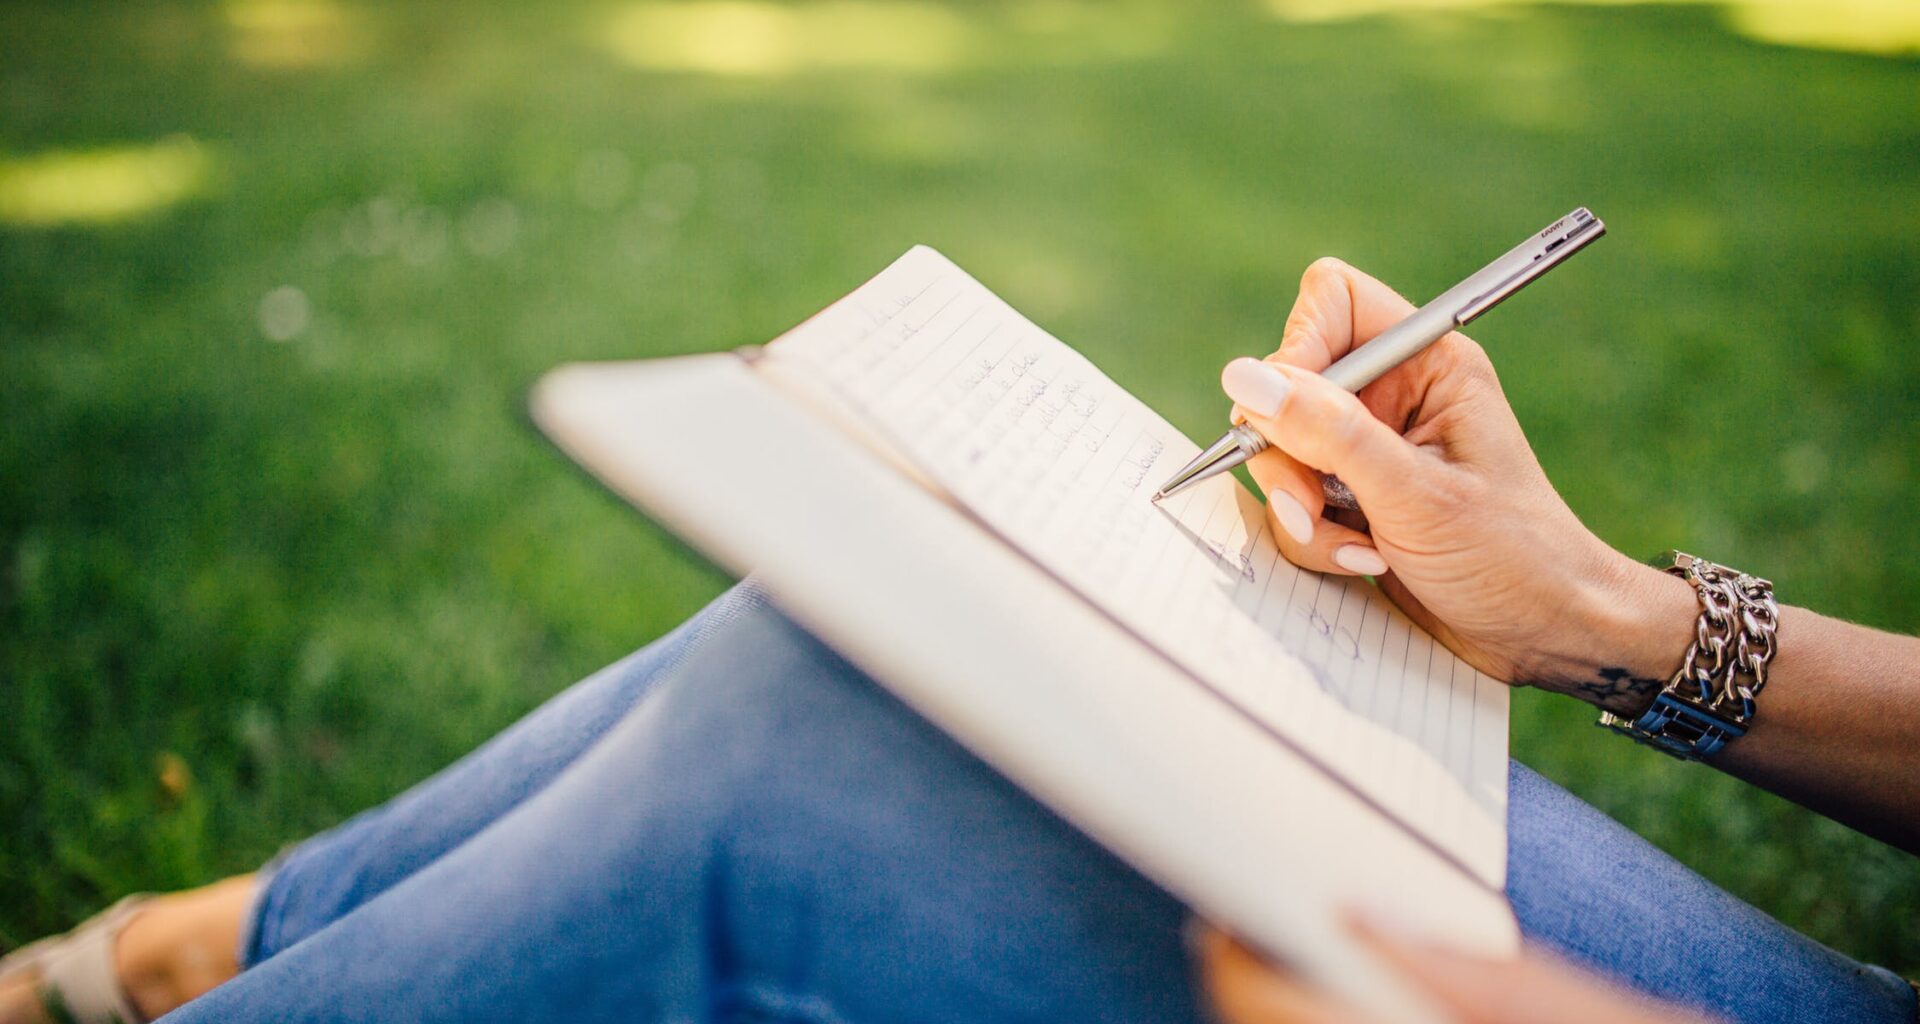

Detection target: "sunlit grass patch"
[0, 137, 213, 227]
[1263, 0, 1920, 57]
[225, 0, 370, 69]
[1724, 0, 1920, 57]
[597, 1, 1192, 78]
[601, 1, 978, 77]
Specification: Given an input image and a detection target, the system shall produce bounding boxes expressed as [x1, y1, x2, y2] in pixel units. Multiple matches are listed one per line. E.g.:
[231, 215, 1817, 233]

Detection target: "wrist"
[1533, 550, 1697, 715]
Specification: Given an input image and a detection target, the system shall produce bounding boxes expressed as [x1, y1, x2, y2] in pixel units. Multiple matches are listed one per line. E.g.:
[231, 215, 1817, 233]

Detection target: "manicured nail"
[1334, 544, 1388, 576]
[1220, 358, 1292, 418]
[1268, 489, 1314, 545]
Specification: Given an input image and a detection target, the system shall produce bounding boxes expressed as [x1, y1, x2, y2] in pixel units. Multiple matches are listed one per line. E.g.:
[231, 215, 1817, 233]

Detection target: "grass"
[3, 0, 1917, 979]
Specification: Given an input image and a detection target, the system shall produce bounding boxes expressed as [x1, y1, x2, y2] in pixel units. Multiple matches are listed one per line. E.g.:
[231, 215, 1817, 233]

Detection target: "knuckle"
[1445, 334, 1499, 384]
[1278, 308, 1323, 356]
[1300, 256, 1348, 288]
[1325, 398, 1374, 457]
[1274, 328, 1314, 365]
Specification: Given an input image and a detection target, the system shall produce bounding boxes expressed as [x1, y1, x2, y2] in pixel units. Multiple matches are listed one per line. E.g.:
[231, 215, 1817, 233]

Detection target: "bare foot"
[115, 875, 256, 1020]
[0, 972, 53, 1024]
[0, 875, 254, 1024]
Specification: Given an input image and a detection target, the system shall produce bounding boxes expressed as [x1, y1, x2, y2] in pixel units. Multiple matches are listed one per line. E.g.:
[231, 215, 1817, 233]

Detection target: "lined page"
[762, 246, 1508, 886]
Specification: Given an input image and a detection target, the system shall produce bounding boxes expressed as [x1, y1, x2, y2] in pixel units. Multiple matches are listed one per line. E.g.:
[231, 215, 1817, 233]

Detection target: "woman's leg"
[1507, 764, 1917, 1023]
[246, 580, 769, 963]
[2, 584, 771, 1024]
[166, 600, 1200, 1023]
[168, 599, 1914, 1024]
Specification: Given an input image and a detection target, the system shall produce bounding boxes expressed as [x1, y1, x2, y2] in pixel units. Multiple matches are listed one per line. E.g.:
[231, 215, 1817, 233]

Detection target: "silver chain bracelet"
[1598, 551, 1780, 760]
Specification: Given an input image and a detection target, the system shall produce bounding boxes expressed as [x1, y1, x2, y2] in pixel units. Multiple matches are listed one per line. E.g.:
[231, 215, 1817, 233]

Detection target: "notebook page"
[534, 353, 1519, 1023]
[762, 246, 1508, 886]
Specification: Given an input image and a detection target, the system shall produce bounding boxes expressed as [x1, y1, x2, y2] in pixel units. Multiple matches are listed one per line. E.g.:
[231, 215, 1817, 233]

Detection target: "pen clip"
[1453, 208, 1606, 324]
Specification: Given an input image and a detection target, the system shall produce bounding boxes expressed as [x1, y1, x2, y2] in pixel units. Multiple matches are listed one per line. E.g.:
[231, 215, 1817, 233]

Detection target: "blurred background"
[3, 0, 1917, 978]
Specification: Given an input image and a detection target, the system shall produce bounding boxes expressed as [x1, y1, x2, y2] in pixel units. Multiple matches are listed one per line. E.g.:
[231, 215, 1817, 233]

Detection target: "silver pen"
[1151, 207, 1606, 506]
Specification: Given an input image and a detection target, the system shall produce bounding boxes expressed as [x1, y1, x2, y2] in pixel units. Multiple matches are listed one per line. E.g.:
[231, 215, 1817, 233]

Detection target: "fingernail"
[1333, 544, 1388, 576]
[1220, 358, 1291, 418]
[1268, 489, 1314, 545]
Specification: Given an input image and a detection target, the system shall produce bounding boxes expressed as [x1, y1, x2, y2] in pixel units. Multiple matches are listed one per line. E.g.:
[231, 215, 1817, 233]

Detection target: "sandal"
[0, 895, 152, 1024]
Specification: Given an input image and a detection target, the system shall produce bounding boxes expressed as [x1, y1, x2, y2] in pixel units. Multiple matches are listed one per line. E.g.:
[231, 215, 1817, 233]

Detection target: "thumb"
[1220, 357, 1433, 513]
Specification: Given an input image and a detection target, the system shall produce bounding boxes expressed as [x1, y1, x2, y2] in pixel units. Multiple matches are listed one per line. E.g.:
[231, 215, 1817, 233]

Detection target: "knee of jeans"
[702, 775, 1193, 1024]
[652, 609, 1191, 1018]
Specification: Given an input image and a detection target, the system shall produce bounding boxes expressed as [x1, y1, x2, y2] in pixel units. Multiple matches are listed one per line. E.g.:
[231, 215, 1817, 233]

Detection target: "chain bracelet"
[1727, 572, 1779, 719]
[1598, 551, 1780, 760]
[1671, 554, 1778, 724]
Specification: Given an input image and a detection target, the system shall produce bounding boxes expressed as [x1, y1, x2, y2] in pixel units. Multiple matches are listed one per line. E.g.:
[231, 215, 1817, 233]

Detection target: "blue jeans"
[162, 583, 1916, 1023]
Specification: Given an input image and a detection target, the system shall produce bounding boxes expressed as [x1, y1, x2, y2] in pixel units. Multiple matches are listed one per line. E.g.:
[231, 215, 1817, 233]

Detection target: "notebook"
[532, 246, 1516, 1022]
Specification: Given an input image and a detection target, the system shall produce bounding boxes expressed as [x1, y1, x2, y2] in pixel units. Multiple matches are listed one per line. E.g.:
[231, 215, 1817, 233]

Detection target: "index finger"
[1271, 258, 1420, 372]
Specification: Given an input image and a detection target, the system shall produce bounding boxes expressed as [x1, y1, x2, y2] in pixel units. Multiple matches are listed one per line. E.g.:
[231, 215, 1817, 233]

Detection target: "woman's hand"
[1197, 921, 1716, 1024]
[1221, 258, 1694, 710]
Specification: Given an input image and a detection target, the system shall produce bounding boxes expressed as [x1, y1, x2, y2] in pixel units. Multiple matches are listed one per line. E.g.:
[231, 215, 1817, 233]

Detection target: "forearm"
[1712, 605, 1920, 852]
[1539, 561, 1920, 854]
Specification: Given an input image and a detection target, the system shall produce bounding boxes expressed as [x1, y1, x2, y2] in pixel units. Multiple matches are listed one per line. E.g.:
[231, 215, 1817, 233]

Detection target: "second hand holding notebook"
[534, 246, 1526, 1023]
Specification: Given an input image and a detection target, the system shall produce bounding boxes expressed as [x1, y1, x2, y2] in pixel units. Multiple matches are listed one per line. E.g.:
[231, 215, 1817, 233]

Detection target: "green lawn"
[3, 0, 1917, 978]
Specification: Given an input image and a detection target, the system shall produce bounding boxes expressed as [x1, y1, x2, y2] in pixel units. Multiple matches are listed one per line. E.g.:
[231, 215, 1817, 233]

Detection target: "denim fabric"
[167, 586, 1916, 1024]
[1509, 770, 1915, 1023]
[242, 581, 770, 965]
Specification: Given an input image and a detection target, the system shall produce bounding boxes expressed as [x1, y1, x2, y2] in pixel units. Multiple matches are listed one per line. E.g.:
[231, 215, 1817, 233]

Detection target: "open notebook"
[533, 247, 1515, 1022]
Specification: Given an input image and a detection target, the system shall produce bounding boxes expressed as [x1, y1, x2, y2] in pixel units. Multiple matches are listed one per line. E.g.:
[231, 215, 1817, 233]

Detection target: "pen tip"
[1149, 490, 1165, 504]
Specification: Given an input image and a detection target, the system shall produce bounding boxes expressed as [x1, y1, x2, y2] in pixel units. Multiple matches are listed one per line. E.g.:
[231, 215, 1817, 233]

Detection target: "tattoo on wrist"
[1566, 666, 1664, 715]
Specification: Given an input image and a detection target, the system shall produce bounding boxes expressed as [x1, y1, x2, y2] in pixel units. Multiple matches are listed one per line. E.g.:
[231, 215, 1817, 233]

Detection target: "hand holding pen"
[1155, 208, 1604, 508]
[1155, 218, 1692, 695]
